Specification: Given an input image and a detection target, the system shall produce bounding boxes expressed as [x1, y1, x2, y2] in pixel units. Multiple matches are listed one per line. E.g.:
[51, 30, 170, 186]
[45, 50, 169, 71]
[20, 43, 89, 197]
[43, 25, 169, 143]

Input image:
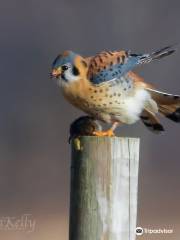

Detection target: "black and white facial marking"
[58, 63, 80, 86]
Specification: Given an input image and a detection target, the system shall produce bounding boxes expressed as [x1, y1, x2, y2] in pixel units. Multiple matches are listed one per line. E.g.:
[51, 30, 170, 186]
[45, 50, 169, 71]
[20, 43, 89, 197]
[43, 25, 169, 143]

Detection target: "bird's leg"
[93, 122, 119, 137]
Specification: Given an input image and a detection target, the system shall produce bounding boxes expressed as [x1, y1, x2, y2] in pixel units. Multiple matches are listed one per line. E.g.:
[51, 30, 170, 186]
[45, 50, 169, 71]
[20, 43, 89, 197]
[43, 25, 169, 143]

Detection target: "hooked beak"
[50, 67, 62, 78]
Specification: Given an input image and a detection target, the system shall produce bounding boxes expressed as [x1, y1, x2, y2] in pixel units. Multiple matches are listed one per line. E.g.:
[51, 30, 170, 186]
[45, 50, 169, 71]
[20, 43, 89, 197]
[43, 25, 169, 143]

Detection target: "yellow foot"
[93, 129, 115, 137]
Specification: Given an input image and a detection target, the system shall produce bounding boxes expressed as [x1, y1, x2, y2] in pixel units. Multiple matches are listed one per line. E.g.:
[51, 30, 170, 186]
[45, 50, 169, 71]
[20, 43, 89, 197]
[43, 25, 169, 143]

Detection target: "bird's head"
[51, 51, 88, 86]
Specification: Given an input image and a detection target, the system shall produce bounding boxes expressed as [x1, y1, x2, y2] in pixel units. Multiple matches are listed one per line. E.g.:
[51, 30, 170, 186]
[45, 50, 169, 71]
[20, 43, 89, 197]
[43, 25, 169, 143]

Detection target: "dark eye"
[62, 65, 69, 71]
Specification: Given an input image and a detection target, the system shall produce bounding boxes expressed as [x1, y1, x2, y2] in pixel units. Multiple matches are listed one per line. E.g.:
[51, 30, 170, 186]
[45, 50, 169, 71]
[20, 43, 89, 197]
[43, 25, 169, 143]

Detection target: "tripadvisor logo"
[136, 226, 174, 236]
[136, 227, 144, 236]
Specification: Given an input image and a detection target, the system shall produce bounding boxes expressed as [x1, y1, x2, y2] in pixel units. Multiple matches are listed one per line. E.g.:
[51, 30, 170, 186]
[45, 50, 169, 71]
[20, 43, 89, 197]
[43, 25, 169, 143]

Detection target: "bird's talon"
[93, 129, 115, 137]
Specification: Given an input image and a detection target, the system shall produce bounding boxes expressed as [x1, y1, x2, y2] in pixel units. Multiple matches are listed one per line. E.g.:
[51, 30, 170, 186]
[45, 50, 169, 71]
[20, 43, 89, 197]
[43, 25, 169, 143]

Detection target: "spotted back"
[87, 50, 141, 85]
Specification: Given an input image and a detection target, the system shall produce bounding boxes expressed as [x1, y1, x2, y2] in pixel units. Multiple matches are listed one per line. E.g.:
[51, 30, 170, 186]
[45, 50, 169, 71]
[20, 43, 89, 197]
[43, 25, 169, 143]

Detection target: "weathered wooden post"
[69, 136, 140, 240]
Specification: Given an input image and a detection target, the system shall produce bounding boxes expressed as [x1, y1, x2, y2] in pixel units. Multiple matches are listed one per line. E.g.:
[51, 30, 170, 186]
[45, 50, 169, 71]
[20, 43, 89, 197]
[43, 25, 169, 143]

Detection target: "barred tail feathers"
[140, 109, 164, 133]
[146, 88, 180, 123]
[159, 105, 180, 122]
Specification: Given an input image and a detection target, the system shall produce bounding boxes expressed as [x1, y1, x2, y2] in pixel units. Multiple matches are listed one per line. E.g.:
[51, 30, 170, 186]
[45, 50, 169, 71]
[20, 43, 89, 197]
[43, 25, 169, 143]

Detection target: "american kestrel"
[51, 46, 180, 136]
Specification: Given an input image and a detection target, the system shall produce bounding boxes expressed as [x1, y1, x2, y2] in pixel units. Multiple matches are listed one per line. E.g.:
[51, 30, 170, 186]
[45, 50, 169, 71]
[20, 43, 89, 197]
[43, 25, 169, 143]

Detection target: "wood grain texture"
[69, 137, 140, 240]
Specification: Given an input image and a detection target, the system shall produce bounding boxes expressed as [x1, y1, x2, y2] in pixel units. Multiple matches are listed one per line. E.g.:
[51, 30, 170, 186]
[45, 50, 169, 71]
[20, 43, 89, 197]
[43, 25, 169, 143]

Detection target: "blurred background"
[0, 0, 180, 239]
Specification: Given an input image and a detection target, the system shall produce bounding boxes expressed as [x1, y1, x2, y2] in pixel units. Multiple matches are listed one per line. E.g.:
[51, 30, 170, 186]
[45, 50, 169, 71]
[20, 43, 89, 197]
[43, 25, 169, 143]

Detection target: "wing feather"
[87, 45, 176, 85]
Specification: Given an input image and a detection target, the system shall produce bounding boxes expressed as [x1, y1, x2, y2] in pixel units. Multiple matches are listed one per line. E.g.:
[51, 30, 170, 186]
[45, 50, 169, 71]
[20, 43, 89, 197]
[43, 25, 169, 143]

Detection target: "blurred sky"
[0, 0, 180, 239]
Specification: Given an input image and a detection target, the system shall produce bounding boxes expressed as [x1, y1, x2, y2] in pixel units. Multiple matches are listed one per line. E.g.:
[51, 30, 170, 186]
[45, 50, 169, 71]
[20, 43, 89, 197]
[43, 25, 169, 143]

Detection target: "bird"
[68, 116, 101, 143]
[51, 45, 180, 136]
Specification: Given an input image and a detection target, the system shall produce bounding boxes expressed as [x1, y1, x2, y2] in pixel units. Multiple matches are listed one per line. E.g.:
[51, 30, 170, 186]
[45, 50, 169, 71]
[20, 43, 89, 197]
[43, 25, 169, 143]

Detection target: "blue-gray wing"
[87, 46, 175, 85]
